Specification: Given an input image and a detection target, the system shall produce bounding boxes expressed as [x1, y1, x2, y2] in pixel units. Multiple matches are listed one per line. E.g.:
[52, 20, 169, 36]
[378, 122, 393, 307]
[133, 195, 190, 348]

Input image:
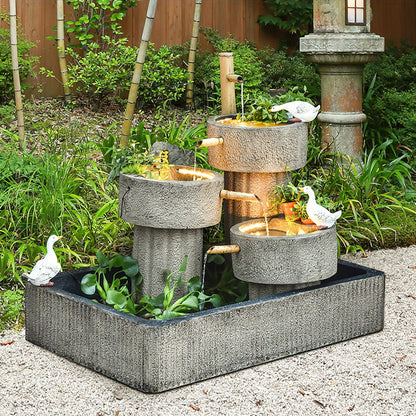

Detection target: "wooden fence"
[1, 0, 416, 98]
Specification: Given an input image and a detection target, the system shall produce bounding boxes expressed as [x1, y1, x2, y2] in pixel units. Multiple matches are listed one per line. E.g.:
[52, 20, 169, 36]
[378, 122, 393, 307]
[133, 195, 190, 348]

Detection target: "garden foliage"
[258, 0, 313, 36]
[363, 43, 416, 158]
[0, 12, 39, 104]
[64, 0, 137, 50]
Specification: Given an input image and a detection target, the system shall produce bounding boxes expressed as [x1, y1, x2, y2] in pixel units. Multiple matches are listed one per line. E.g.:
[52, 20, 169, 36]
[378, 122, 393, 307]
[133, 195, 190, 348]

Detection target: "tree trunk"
[120, 0, 158, 148]
[57, 0, 72, 104]
[185, 0, 202, 108]
[9, 0, 25, 149]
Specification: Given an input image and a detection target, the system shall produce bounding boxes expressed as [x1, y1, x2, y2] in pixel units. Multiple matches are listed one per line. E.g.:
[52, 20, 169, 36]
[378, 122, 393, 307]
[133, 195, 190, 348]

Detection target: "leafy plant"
[81, 251, 141, 314]
[122, 150, 171, 179]
[258, 0, 313, 36]
[137, 256, 221, 320]
[42, 40, 187, 109]
[64, 0, 137, 50]
[0, 11, 39, 103]
[241, 88, 313, 123]
[269, 182, 302, 205]
[363, 44, 416, 157]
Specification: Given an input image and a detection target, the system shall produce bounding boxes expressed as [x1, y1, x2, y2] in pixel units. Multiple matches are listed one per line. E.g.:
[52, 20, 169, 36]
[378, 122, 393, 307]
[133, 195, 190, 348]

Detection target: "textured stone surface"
[150, 142, 194, 166]
[25, 260, 385, 393]
[119, 168, 224, 229]
[207, 116, 308, 173]
[313, 0, 372, 33]
[300, 33, 385, 57]
[230, 218, 338, 285]
[133, 226, 203, 299]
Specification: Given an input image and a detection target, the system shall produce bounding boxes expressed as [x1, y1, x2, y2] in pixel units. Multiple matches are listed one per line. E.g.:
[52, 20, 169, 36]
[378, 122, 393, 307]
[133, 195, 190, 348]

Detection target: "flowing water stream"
[240, 82, 244, 120]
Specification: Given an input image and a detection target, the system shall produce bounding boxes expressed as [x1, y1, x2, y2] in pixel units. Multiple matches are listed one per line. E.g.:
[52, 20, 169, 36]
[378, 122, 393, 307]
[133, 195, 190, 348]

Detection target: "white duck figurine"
[23, 235, 62, 286]
[300, 186, 342, 229]
[270, 101, 320, 122]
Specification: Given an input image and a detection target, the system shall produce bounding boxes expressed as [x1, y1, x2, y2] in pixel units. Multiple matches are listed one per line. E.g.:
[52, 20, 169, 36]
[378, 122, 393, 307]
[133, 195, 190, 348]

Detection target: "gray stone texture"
[230, 219, 338, 285]
[119, 169, 224, 229]
[132, 226, 203, 299]
[300, 33, 385, 62]
[150, 142, 194, 166]
[25, 261, 385, 393]
[313, 0, 372, 33]
[206, 116, 308, 173]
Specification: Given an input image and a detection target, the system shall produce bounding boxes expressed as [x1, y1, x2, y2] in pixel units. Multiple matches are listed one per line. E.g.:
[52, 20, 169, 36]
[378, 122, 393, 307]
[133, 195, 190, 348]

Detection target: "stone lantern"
[300, 0, 384, 161]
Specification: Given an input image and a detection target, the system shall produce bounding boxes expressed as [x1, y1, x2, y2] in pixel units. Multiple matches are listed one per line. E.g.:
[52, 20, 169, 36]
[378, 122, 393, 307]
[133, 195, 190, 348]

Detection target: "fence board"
[0, 0, 415, 98]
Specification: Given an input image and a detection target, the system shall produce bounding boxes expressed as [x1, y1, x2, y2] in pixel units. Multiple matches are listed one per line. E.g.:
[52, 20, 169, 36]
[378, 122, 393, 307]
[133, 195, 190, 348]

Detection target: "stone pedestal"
[300, 0, 384, 160]
[300, 33, 384, 160]
[207, 116, 308, 234]
[119, 167, 224, 298]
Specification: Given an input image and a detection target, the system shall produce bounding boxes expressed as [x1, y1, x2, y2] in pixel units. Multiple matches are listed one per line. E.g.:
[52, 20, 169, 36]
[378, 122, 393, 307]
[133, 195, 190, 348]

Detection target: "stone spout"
[197, 137, 223, 148]
[206, 244, 240, 255]
[220, 189, 260, 203]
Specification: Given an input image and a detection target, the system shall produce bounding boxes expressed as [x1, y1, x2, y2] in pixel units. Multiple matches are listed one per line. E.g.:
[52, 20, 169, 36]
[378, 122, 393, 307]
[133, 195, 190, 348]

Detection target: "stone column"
[300, 0, 384, 161]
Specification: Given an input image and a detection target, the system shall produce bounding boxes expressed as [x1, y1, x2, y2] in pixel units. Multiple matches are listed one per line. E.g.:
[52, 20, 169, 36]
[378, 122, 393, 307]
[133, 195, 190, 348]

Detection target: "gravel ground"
[1, 246, 415, 416]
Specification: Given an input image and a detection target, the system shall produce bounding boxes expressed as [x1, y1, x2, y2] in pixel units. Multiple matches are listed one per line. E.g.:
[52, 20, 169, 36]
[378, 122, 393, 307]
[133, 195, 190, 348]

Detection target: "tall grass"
[295, 137, 416, 253]
[0, 129, 132, 288]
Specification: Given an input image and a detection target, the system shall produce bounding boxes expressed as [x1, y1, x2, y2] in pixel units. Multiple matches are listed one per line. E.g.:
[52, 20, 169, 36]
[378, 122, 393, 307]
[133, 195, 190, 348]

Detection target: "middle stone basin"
[230, 217, 338, 285]
[119, 166, 224, 229]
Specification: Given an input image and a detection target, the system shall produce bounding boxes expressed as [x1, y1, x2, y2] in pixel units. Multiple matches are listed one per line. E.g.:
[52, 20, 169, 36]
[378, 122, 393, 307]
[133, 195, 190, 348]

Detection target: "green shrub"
[363, 44, 416, 158]
[0, 12, 39, 104]
[63, 36, 137, 106]
[47, 39, 187, 109]
[256, 48, 320, 99]
[257, 0, 313, 36]
[138, 44, 188, 109]
[175, 30, 320, 109]
[64, 0, 137, 50]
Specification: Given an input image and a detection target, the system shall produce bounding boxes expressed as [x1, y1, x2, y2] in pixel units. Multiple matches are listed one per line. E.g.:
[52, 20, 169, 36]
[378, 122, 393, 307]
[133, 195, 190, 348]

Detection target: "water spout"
[206, 244, 241, 255]
[220, 190, 270, 236]
[197, 137, 224, 148]
[220, 190, 259, 203]
[226, 74, 244, 83]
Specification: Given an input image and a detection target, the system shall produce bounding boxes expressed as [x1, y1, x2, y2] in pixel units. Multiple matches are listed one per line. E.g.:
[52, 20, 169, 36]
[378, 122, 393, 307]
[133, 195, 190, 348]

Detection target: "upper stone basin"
[230, 217, 338, 285]
[119, 166, 224, 229]
[207, 115, 308, 173]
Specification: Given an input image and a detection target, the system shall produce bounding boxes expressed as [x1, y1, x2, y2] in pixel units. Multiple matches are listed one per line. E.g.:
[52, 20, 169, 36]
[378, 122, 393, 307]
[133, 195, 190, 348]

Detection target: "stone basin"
[207, 115, 308, 173]
[119, 166, 224, 229]
[230, 217, 338, 286]
[119, 166, 224, 297]
[25, 260, 385, 393]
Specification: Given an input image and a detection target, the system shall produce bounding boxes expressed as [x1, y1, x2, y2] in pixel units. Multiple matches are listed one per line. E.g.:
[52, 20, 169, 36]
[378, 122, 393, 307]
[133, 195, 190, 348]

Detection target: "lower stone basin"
[25, 260, 384, 393]
[230, 217, 338, 285]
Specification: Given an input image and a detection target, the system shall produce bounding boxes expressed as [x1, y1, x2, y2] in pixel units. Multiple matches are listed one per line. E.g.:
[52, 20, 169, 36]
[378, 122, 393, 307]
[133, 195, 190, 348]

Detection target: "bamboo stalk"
[185, 0, 202, 108]
[120, 0, 158, 148]
[9, 0, 24, 148]
[57, 0, 72, 104]
[220, 189, 259, 203]
[219, 52, 237, 115]
[206, 245, 240, 255]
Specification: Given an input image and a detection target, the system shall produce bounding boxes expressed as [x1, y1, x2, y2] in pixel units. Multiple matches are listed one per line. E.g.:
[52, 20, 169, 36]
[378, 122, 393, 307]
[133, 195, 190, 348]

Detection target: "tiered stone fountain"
[25, 104, 385, 392]
[25, 21, 385, 392]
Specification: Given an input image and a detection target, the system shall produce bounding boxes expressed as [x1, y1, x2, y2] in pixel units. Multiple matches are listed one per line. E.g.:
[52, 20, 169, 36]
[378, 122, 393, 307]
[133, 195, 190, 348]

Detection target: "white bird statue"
[270, 101, 320, 122]
[300, 186, 342, 229]
[22, 235, 62, 286]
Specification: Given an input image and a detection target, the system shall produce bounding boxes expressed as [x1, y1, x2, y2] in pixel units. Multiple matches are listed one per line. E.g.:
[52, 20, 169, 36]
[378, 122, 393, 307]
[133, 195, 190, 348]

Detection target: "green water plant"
[137, 256, 222, 320]
[81, 251, 141, 315]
